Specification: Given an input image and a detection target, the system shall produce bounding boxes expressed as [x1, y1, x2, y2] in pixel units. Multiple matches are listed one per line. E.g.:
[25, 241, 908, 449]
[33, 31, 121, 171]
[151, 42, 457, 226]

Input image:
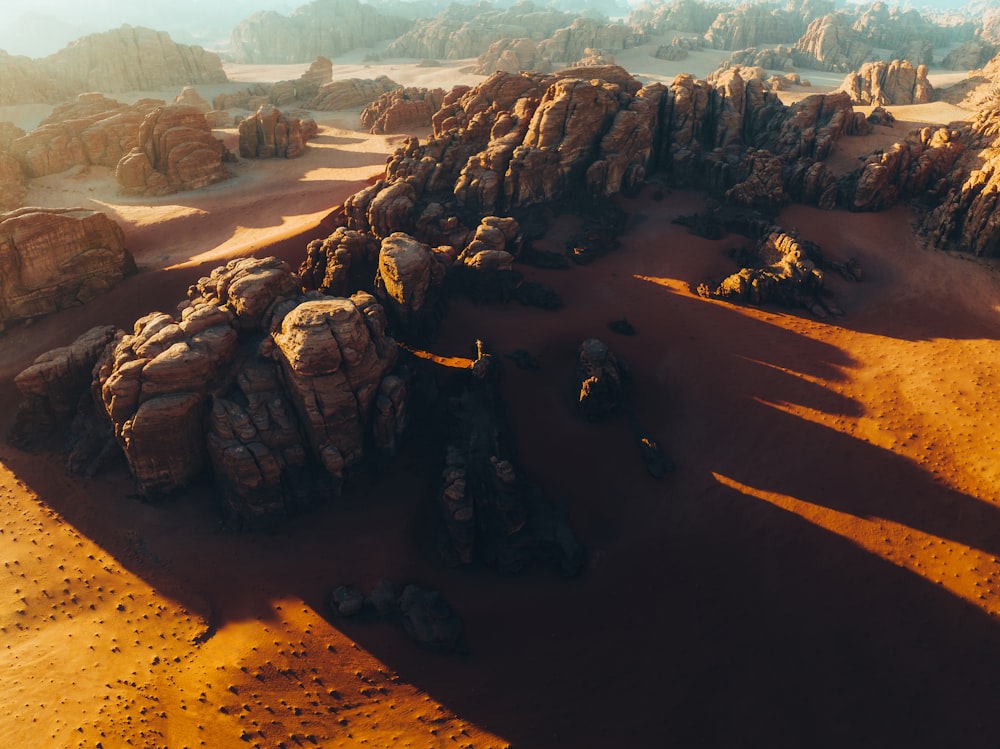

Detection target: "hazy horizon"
[0, 0, 990, 59]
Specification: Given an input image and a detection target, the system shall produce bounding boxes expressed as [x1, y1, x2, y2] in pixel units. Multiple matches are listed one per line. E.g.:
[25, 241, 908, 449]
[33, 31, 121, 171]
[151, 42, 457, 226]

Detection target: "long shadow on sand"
[4, 197, 1000, 747]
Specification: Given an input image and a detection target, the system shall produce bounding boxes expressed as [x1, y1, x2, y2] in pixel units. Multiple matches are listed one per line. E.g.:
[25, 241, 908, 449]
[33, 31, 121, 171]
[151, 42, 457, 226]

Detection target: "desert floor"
[2, 58, 1000, 748]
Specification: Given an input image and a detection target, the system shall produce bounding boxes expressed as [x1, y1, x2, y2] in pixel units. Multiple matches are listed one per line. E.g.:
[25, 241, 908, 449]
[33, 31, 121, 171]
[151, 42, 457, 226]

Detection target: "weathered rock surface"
[9, 325, 118, 449]
[923, 105, 1000, 257]
[848, 126, 962, 211]
[309, 76, 401, 111]
[837, 59, 932, 106]
[699, 227, 851, 316]
[238, 106, 313, 159]
[230, 0, 410, 64]
[52, 26, 225, 99]
[0, 208, 133, 330]
[629, 0, 724, 35]
[942, 41, 997, 71]
[74, 255, 407, 518]
[0, 150, 26, 211]
[116, 105, 232, 196]
[212, 57, 333, 111]
[474, 38, 547, 75]
[361, 88, 447, 134]
[375, 232, 440, 338]
[535, 17, 643, 64]
[174, 86, 212, 113]
[8, 94, 159, 178]
[793, 14, 874, 72]
[705, 3, 812, 51]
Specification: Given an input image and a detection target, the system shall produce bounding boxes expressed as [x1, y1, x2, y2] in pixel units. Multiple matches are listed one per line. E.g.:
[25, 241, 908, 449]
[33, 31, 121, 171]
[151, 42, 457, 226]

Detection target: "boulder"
[238, 106, 310, 159]
[116, 105, 232, 196]
[0, 208, 133, 330]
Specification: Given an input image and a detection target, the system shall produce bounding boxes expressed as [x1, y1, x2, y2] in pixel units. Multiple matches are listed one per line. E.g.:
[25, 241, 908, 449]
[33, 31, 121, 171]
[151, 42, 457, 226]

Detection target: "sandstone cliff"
[0, 208, 133, 331]
[0, 27, 226, 106]
[793, 14, 874, 72]
[213, 57, 333, 112]
[230, 0, 411, 64]
[629, 0, 725, 36]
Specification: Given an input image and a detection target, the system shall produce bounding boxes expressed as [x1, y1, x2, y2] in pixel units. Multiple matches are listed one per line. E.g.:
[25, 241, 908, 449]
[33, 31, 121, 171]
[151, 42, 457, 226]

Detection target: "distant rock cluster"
[0, 26, 226, 106]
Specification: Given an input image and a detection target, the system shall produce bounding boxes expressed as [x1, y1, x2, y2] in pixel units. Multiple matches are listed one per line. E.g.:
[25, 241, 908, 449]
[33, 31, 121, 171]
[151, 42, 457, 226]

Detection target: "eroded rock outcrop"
[309, 76, 401, 111]
[629, 0, 724, 35]
[212, 57, 333, 112]
[9, 325, 118, 449]
[705, 3, 811, 51]
[238, 106, 314, 159]
[361, 88, 447, 134]
[0, 208, 133, 330]
[922, 105, 1000, 257]
[793, 14, 873, 72]
[116, 105, 232, 196]
[576, 338, 624, 420]
[474, 38, 547, 75]
[837, 59, 932, 106]
[82, 255, 407, 521]
[8, 94, 159, 178]
[698, 227, 854, 316]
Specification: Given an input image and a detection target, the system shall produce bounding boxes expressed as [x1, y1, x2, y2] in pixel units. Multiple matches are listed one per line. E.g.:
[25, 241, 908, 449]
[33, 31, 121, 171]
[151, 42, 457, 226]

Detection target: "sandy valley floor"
[1, 55, 1000, 748]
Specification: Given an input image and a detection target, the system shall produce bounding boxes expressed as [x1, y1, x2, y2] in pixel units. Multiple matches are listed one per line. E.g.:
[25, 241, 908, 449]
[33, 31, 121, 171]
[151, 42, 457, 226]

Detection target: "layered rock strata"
[238, 107, 315, 159]
[361, 88, 447, 134]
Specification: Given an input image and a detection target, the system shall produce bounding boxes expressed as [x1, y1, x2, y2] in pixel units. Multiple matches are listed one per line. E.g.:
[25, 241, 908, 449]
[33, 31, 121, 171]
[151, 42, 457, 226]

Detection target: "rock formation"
[474, 38, 547, 75]
[698, 227, 853, 317]
[7, 94, 160, 178]
[65, 255, 408, 523]
[0, 123, 26, 210]
[309, 77, 401, 111]
[116, 106, 233, 196]
[535, 17, 644, 65]
[838, 59, 933, 106]
[0, 208, 133, 331]
[230, 0, 411, 64]
[35, 27, 224, 105]
[360, 88, 447, 134]
[238, 106, 314, 159]
[923, 104, 1000, 257]
[942, 41, 997, 71]
[174, 87, 212, 113]
[704, 3, 811, 51]
[213, 57, 333, 112]
[793, 14, 874, 72]
[629, 0, 725, 35]
[8, 326, 118, 450]
[848, 126, 963, 212]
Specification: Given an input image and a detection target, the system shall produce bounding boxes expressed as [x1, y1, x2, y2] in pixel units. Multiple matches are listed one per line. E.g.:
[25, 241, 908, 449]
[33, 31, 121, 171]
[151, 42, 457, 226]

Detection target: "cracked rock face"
[0, 208, 134, 331]
[71, 256, 406, 522]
